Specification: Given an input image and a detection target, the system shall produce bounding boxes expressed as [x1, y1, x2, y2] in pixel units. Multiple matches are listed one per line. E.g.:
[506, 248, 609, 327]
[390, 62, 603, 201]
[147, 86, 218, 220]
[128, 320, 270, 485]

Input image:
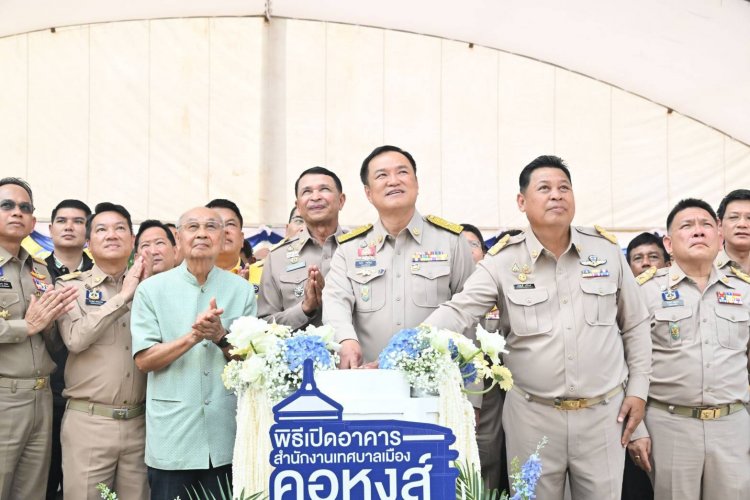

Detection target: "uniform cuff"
[630, 421, 649, 441]
[625, 374, 649, 401]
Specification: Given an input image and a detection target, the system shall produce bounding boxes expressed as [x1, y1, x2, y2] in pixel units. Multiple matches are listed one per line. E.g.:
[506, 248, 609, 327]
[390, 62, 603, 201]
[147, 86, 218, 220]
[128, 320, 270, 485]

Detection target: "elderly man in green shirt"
[131, 206, 256, 500]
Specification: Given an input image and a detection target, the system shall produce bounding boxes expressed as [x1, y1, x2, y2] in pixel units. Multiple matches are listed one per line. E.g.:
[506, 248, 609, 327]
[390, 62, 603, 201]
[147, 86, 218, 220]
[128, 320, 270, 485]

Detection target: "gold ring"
[634, 456, 641, 461]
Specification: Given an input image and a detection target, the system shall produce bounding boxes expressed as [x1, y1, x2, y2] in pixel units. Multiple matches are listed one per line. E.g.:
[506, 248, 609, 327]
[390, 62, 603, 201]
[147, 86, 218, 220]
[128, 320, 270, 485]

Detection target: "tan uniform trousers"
[61, 408, 148, 500]
[646, 406, 749, 500]
[503, 387, 625, 500]
[0, 384, 51, 500]
[477, 384, 504, 490]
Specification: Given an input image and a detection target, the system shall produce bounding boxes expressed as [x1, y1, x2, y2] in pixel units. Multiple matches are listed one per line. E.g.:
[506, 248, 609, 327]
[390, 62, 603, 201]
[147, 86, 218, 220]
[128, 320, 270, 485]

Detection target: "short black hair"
[164, 222, 177, 230]
[86, 202, 133, 239]
[288, 206, 300, 223]
[717, 189, 750, 221]
[294, 166, 343, 197]
[626, 232, 669, 264]
[135, 219, 176, 249]
[51, 199, 91, 222]
[241, 239, 253, 260]
[206, 199, 243, 226]
[0, 177, 34, 205]
[360, 145, 417, 186]
[666, 198, 718, 232]
[460, 223, 487, 254]
[518, 155, 572, 192]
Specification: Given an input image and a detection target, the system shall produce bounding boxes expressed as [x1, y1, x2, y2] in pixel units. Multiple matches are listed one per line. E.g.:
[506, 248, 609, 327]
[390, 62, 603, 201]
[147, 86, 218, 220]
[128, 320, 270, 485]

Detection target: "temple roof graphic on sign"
[272, 360, 343, 421]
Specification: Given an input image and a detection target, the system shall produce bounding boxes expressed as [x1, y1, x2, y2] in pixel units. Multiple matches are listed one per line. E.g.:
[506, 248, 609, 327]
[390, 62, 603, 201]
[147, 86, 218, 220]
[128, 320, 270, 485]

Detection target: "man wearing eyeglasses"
[131, 206, 257, 500]
[0, 177, 77, 500]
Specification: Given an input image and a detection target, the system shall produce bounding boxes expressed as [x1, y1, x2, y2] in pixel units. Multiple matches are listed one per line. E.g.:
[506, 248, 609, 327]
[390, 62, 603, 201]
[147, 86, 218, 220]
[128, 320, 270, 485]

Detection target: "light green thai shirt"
[131, 263, 256, 470]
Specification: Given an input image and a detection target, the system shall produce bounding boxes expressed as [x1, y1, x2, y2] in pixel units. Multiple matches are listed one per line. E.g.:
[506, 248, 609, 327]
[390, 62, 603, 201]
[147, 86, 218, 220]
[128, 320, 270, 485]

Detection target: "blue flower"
[511, 453, 543, 500]
[284, 335, 333, 371]
[378, 328, 423, 368]
[460, 361, 478, 384]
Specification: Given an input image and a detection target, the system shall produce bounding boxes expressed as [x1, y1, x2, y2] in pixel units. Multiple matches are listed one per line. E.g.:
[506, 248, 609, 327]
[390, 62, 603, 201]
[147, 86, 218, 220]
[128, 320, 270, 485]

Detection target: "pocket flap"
[279, 268, 307, 284]
[411, 265, 451, 280]
[0, 293, 20, 309]
[654, 306, 692, 322]
[507, 288, 549, 307]
[346, 269, 384, 285]
[580, 280, 618, 296]
[714, 307, 750, 323]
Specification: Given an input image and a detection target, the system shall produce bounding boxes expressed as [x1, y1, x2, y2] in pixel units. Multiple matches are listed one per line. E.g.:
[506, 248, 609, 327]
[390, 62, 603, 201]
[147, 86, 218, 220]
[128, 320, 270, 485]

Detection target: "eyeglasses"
[178, 220, 224, 233]
[467, 240, 483, 249]
[0, 199, 34, 214]
[290, 216, 304, 225]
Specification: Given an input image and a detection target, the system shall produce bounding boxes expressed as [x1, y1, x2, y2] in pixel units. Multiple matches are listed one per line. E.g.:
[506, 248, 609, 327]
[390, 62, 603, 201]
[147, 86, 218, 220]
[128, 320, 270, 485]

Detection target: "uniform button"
[569, 386, 575, 392]
[396, 273, 401, 278]
[203, 341, 209, 347]
[396, 322, 402, 326]
[396, 297, 401, 302]
[702, 318, 707, 323]
[36, 370, 41, 375]
[125, 346, 129, 351]
[704, 339, 709, 344]
[565, 326, 572, 330]
[204, 371, 209, 376]
[126, 373, 130, 378]
[567, 355, 573, 360]
[200, 288, 206, 293]
[705, 363, 710, 368]
[204, 399, 210, 405]
[121, 322, 127, 327]
[15, 337, 20, 342]
[561, 298, 568, 304]
[124, 400, 128, 404]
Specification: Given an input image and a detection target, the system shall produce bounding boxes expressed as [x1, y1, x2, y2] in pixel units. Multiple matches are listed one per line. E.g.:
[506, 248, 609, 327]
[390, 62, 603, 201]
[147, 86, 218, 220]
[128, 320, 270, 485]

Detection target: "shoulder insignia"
[337, 224, 373, 244]
[635, 266, 657, 285]
[594, 225, 618, 245]
[59, 271, 82, 281]
[32, 255, 47, 265]
[730, 266, 750, 284]
[268, 238, 289, 253]
[425, 215, 463, 235]
[487, 234, 511, 256]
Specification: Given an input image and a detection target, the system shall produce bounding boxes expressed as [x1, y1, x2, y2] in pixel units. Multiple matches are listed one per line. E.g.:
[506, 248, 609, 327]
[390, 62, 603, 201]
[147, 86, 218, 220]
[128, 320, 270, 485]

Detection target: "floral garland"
[378, 323, 513, 467]
[222, 318, 340, 497]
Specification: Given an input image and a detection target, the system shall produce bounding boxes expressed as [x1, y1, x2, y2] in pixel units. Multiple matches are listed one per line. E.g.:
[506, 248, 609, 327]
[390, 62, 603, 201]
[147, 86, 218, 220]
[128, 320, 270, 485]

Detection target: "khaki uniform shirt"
[56, 265, 146, 406]
[0, 246, 57, 378]
[323, 211, 475, 362]
[426, 227, 652, 400]
[258, 225, 344, 330]
[639, 264, 750, 406]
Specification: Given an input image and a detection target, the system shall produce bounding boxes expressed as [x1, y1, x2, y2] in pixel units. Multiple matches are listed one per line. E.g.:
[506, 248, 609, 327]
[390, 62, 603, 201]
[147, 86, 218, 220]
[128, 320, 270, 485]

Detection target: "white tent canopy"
[2, 0, 748, 145]
[0, 1, 748, 231]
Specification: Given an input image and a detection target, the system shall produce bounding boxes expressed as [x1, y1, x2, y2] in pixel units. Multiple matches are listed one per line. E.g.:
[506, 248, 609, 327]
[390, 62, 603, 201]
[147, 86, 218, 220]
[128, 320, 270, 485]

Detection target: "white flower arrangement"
[222, 318, 340, 403]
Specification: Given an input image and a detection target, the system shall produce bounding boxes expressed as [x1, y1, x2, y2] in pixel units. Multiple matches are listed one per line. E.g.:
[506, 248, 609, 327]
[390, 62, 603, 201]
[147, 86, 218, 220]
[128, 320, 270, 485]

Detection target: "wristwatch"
[215, 335, 230, 349]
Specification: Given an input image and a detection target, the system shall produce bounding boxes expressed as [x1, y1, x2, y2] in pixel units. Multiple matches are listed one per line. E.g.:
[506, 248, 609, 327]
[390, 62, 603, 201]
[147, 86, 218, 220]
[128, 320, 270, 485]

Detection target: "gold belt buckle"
[33, 378, 46, 390]
[698, 408, 721, 420]
[555, 399, 582, 410]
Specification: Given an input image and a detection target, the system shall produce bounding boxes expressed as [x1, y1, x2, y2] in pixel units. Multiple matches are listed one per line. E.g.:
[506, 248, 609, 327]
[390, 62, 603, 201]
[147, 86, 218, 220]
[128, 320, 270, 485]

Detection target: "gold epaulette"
[425, 215, 463, 235]
[635, 266, 657, 285]
[337, 224, 373, 244]
[59, 271, 82, 281]
[268, 238, 288, 253]
[487, 234, 511, 256]
[594, 225, 618, 245]
[730, 266, 750, 284]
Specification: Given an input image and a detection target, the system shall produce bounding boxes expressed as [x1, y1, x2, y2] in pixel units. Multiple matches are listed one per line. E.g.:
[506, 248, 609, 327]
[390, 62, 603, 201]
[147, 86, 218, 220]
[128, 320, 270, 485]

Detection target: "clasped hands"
[191, 297, 226, 343]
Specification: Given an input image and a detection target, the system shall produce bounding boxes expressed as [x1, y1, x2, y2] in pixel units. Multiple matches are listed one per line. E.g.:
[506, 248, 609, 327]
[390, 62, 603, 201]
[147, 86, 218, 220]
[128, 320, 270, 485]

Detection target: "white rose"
[476, 324, 508, 365]
[239, 355, 265, 385]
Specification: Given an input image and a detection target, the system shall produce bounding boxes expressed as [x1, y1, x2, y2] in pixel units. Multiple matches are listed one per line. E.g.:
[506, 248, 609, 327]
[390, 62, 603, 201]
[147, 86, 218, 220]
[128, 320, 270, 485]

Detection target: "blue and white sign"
[269, 359, 459, 499]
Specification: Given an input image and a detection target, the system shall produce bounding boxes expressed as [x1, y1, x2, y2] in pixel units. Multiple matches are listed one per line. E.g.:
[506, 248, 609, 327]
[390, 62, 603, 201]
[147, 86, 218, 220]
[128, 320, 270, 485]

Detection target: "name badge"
[0, 281, 11, 289]
[85, 289, 106, 306]
[285, 261, 306, 272]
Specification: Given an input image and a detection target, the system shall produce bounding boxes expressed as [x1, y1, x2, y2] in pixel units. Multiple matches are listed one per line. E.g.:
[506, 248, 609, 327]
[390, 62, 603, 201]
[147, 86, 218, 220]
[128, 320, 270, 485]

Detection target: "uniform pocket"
[505, 288, 552, 336]
[653, 306, 692, 347]
[580, 280, 618, 326]
[279, 268, 308, 303]
[346, 270, 386, 312]
[714, 306, 749, 350]
[411, 265, 451, 308]
[0, 292, 20, 312]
